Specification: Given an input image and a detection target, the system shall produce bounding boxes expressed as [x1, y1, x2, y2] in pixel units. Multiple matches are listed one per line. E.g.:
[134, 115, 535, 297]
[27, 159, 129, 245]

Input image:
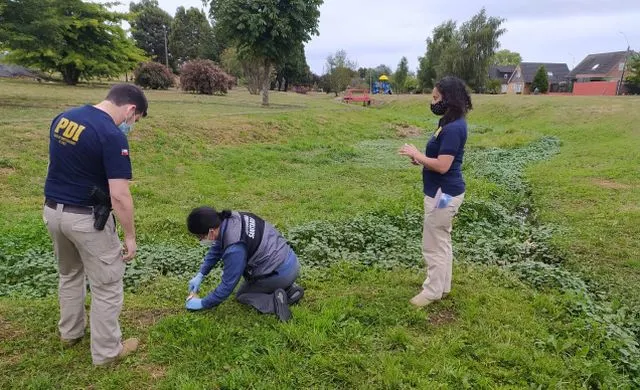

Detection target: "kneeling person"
[185, 207, 304, 321]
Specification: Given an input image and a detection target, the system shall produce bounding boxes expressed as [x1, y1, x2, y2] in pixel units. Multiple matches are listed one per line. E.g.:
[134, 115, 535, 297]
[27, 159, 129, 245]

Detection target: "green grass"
[1, 79, 640, 388]
[0, 264, 628, 389]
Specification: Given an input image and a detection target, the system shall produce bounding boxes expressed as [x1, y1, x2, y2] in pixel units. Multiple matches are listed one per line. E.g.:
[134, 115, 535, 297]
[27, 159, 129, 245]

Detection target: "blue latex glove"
[186, 297, 204, 311]
[188, 272, 204, 293]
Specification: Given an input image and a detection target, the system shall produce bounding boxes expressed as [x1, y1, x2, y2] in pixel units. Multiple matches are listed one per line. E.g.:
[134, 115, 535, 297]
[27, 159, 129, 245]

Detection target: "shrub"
[485, 79, 502, 94]
[134, 62, 174, 90]
[180, 59, 232, 95]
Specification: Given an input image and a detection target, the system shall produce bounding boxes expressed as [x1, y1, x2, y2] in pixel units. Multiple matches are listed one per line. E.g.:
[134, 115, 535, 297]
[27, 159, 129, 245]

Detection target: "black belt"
[45, 199, 93, 215]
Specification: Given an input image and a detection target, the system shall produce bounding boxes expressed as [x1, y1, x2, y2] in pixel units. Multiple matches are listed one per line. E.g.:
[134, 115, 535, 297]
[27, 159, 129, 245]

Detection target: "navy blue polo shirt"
[44, 105, 132, 206]
[422, 118, 467, 198]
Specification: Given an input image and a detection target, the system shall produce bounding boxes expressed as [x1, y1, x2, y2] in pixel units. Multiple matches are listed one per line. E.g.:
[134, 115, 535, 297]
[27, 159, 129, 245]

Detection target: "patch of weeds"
[0, 158, 15, 169]
[510, 261, 640, 386]
[465, 136, 561, 193]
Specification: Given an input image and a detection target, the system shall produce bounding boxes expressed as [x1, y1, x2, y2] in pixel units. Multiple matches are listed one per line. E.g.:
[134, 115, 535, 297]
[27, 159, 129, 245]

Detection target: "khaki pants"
[43, 204, 125, 365]
[421, 193, 464, 300]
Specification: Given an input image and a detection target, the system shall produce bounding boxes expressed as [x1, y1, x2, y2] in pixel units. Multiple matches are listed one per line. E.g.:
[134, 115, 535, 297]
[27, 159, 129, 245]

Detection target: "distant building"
[568, 51, 635, 96]
[488, 65, 515, 94]
[507, 62, 570, 94]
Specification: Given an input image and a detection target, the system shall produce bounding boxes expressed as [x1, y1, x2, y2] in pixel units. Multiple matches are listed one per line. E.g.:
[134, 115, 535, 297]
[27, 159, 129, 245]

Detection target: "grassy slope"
[1, 79, 639, 388]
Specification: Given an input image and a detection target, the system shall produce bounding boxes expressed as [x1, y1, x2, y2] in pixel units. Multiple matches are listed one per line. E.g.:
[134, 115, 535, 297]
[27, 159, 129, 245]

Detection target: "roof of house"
[493, 65, 516, 73]
[567, 51, 630, 77]
[0, 64, 37, 78]
[514, 62, 570, 83]
[488, 65, 515, 84]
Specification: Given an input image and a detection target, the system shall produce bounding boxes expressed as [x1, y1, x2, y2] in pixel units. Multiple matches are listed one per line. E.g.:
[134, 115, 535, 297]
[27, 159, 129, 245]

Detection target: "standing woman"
[399, 76, 472, 307]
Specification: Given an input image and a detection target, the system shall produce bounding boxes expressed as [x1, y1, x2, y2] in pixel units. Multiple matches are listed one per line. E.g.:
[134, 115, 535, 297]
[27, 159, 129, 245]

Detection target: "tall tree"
[492, 49, 522, 66]
[394, 57, 409, 94]
[625, 53, 640, 86]
[0, 0, 146, 85]
[274, 43, 310, 91]
[532, 65, 549, 93]
[210, 0, 323, 106]
[417, 20, 457, 91]
[170, 7, 218, 66]
[129, 0, 173, 69]
[454, 8, 506, 91]
[417, 9, 505, 92]
[220, 47, 243, 79]
[325, 49, 356, 96]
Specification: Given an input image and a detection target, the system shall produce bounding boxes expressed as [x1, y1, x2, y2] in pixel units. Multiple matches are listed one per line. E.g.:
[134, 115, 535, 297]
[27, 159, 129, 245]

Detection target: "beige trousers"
[43, 204, 125, 365]
[421, 193, 464, 300]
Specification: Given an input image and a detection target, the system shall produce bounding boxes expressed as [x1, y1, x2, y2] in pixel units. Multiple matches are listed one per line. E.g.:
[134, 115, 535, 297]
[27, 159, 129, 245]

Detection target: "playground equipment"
[343, 89, 372, 106]
[371, 74, 393, 95]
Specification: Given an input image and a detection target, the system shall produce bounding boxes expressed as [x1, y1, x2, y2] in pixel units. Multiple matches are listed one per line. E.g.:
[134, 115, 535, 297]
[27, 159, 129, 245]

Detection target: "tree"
[404, 75, 419, 94]
[180, 59, 232, 95]
[625, 54, 640, 92]
[325, 50, 357, 96]
[532, 65, 549, 93]
[394, 57, 409, 94]
[220, 47, 243, 79]
[129, 0, 173, 69]
[417, 9, 505, 92]
[274, 43, 310, 91]
[417, 20, 457, 91]
[0, 0, 146, 85]
[210, 0, 323, 106]
[492, 49, 522, 66]
[134, 62, 174, 90]
[170, 7, 218, 66]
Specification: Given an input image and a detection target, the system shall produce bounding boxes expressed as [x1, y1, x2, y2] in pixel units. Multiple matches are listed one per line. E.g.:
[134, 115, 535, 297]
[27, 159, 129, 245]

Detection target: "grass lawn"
[1, 79, 639, 388]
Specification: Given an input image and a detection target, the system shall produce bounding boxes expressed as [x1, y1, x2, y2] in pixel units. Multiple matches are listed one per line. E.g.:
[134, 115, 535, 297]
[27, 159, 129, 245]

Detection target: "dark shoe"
[274, 289, 292, 322]
[285, 284, 304, 305]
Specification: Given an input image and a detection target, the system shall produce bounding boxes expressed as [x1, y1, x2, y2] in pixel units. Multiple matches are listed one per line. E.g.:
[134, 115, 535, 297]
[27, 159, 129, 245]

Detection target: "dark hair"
[435, 76, 472, 125]
[106, 84, 148, 117]
[186, 206, 233, 235]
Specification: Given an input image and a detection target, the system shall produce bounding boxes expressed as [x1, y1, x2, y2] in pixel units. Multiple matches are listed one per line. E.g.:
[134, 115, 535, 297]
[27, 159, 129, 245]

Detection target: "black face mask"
[430, 100, 447, 116]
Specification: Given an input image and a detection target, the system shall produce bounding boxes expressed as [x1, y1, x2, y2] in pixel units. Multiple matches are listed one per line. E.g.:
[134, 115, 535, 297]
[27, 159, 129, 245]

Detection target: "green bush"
[134, 61, 174, 90]
[485, 79, 502, 94]
[180, 59, 233, 95]
[532, 65, 549, 94]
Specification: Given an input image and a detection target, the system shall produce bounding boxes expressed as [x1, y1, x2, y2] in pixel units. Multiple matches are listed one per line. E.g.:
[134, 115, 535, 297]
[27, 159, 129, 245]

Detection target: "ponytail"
[217, 210, 232, 220]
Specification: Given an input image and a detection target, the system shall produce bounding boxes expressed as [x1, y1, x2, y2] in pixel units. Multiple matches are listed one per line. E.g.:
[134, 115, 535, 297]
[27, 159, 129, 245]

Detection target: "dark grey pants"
[236, 252, 300, 314]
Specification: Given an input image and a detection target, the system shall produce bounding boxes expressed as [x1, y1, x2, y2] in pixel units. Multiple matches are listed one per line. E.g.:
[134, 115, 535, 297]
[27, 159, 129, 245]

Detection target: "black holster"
[89, 186, 112, 231]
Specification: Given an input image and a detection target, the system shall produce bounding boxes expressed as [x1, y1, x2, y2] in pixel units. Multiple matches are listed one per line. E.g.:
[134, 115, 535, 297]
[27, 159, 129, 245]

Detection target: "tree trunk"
[261, 60, 271, 106]
[61, 65, 80, 85]
[284, 78, 289, 92]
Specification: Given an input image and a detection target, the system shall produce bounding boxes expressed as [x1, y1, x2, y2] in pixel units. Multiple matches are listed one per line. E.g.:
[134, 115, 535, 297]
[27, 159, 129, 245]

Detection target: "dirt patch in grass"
[592, 179, 632, 190]
[121, 308, 180, 328]
[395, 123, 423, 138]
[0, 167, 15, 176]
[0, 316, 25, 339]
[136, 361, 167, 380]
[428, 308, 457, 326]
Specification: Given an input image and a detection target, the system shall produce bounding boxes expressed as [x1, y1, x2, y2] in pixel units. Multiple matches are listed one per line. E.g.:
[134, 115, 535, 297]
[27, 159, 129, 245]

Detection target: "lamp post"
[617, 32, 631, 96]
[163, 25, 169, 68]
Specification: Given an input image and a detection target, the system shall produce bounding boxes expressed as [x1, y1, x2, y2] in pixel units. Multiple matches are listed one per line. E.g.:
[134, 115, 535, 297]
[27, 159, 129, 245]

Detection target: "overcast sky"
[106, 0, 639, 74]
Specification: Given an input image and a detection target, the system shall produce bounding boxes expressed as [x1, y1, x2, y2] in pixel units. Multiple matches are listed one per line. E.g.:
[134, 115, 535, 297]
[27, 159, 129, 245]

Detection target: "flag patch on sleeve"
[121, 149, 129, 156]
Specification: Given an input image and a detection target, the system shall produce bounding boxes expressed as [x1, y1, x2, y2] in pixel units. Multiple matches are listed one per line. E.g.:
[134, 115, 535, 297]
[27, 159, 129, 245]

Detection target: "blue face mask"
[118, 113, 135, 136]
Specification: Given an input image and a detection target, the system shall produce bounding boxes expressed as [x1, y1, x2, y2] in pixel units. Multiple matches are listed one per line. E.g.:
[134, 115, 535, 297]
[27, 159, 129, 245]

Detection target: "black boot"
[285, 283, 304, 305]
[273, 289, 291, 322]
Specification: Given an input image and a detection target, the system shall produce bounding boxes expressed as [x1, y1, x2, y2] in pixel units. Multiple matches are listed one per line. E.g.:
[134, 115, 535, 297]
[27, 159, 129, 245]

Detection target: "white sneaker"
[409, 291, 435, 307]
